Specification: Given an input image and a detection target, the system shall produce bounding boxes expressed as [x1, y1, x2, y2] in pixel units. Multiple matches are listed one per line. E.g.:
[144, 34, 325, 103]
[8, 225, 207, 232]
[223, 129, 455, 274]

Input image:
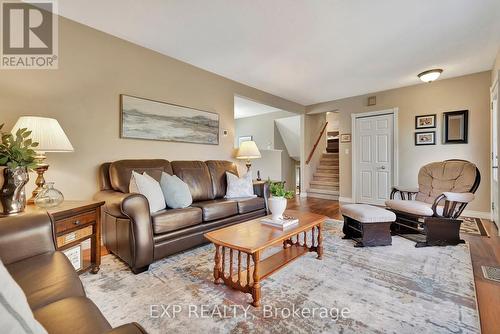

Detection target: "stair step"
[310, 180, 339, 186]
[313, 176, 338, 182]
[322, 153, 339, 157]
[307, 188, 340, 195]
[314, 172, 339, 177]
[309, 184, 339, 191]
[307, 192, 339, 200]
[317, 166, 339, 171]
[319, 160, 339, 166]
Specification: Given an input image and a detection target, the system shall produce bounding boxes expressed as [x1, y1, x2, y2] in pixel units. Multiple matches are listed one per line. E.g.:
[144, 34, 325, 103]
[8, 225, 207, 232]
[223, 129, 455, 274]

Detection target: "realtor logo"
[1, 0, 58, 69]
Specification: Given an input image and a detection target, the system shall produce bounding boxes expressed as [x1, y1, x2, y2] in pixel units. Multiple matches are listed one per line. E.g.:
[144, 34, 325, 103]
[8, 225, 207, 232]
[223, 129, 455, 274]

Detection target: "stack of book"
[261, 216, 299, 229]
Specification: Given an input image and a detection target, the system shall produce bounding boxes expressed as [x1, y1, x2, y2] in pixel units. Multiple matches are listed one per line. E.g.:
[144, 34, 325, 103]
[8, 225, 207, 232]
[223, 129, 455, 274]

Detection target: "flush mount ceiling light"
[418, 69, 443, 83]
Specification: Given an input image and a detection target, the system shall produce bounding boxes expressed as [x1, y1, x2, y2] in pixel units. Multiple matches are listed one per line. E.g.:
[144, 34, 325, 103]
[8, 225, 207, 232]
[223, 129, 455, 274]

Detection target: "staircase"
[307, 152, 339, 200]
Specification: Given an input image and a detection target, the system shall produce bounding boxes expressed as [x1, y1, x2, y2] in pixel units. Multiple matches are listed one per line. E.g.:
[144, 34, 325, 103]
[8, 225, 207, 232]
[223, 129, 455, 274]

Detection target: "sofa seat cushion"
[191, 199, 238, 222]
[151, 207, 202, 234]
[34, 297, 111, 334]
[236, 197, 265, 214]
[6, 252, 85, 310]
[385, 200, 434, 216]
[341, 204, 396, 223]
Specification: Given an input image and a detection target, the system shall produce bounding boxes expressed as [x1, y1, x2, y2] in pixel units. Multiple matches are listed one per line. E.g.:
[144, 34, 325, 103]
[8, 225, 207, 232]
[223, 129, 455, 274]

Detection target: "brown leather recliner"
[0, 212, 146, 334]
[94, 159, 268, 274]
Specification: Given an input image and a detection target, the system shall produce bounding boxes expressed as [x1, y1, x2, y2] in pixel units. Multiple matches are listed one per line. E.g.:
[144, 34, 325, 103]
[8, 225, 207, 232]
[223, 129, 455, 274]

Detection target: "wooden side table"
[27, 200, 104, 274]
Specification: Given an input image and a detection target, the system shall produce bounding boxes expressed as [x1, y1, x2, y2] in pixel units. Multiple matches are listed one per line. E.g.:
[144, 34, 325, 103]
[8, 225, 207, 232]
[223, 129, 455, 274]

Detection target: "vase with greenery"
[0, 123, 38, 215]
[267, 180, 294, 220]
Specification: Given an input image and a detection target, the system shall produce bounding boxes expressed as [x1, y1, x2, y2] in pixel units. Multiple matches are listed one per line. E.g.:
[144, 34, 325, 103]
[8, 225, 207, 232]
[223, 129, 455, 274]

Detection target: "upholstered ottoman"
[341, 204, 396, 247]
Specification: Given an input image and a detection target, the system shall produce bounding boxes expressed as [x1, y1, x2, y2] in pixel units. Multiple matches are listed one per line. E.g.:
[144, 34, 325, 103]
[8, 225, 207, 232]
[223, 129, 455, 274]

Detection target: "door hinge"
[492, 202, 495, 210]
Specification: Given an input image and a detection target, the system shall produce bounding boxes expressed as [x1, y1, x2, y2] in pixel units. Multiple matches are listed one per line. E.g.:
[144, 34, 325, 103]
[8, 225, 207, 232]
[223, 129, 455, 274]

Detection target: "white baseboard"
[339, 197, 353, 203]
[299, 192, 308, 198]
[461, 210, 491, 219]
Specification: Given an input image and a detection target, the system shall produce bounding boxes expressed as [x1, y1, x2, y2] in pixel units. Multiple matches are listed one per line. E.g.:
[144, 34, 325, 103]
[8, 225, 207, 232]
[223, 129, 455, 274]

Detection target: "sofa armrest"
[253, 181, 269, 213]
[105, 323, 148, 334]
[0, 212, 55, 265]
[94, 190, 154, 271]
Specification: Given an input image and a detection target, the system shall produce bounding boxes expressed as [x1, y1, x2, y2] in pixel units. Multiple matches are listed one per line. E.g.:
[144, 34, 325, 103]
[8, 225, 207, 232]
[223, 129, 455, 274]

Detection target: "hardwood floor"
[288, 197, 500, 334]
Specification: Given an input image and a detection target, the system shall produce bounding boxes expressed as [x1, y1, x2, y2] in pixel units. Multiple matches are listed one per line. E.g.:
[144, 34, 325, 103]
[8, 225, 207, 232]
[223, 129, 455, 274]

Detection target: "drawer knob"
[74, 220, 81, 225]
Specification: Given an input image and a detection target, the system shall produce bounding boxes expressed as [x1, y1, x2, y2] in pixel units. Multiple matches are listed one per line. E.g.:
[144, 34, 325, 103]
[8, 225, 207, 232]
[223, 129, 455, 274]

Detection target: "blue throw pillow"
[160, 172, 193, 209]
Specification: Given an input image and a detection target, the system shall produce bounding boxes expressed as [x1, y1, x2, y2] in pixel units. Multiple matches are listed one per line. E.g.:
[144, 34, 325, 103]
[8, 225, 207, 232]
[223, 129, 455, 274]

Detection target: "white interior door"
[491, 78, 500, 231]
[355, 114, 394, 205]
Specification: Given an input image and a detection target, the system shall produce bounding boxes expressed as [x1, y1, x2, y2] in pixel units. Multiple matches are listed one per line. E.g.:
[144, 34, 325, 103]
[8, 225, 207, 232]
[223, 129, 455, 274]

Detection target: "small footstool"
[341, 204, 396, 247]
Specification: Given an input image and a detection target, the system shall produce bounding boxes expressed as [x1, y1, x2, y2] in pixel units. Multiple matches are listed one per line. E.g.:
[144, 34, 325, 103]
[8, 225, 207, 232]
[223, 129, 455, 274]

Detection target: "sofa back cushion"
[109, 159, 173, 193]
[171, 161, 214, 202]
[205, 160, 238, 198]
[416, 160, 478, 204]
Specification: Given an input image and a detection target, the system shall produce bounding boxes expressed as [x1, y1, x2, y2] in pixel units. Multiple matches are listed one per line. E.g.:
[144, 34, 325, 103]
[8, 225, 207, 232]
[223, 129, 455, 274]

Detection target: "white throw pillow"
[0, 260, 48, 334]
[129, 171, 166, 213]
[160, 172, 193, 209]
[225, 171, 256, 199]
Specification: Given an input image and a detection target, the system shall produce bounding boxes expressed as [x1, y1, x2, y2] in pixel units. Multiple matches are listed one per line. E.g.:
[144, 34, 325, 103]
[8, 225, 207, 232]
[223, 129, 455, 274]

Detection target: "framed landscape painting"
[120, 94, 219, 145]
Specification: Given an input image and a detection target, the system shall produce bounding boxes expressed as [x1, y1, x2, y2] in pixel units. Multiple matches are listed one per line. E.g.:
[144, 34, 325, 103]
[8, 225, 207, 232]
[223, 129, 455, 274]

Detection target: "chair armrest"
[0, 212, 55, 265]
[104, 323, 148, 334]
[393, 185, 419, 193]
[442, 192, 475, 203]
[431, 192, 474, 218]
[390, 185, 419, 200]
[94, 190, 153, 270]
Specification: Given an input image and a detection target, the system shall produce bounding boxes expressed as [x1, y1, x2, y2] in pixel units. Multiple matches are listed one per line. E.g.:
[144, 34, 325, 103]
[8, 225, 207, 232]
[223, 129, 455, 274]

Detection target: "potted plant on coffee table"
[267, 180, 294, 221]
[0, 123, 38, 215]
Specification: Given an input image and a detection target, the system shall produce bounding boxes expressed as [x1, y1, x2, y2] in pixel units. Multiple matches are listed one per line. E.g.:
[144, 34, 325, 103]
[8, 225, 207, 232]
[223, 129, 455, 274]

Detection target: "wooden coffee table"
[204, 210, 326, 307]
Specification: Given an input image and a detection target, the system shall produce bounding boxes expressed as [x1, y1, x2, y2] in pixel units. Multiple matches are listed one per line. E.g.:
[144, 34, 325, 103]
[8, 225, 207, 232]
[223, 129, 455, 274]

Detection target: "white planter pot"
[268, 196, 287, 220]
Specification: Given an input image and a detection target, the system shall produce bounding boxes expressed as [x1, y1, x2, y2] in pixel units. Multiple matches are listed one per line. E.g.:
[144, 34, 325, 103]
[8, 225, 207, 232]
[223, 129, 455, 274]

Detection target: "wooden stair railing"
[306, 122, 328, 165]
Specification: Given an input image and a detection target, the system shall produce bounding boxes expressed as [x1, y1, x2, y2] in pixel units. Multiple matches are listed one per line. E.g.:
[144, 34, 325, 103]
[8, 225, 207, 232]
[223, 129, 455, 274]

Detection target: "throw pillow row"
[129, 170, 256, 213]
[129, 171, 192, 212]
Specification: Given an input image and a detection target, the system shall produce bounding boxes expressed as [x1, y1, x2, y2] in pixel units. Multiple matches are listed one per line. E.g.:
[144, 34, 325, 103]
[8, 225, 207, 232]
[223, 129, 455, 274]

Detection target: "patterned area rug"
[460, 217, 489, 236]
[81, 220, 480, 334]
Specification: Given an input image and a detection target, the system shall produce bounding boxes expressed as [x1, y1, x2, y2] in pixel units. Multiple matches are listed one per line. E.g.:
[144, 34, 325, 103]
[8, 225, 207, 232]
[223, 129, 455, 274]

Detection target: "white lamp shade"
[11, 116, 74, 152]
[236, 140, 261, 159]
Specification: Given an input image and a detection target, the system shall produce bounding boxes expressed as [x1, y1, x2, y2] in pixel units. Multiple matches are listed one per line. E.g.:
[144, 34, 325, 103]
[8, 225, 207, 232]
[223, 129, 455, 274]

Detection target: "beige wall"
[493, 49, 500, 85]
[307, 71, 492, 213]
[0, 17, 304, 200]
[234, 110, 293, 149]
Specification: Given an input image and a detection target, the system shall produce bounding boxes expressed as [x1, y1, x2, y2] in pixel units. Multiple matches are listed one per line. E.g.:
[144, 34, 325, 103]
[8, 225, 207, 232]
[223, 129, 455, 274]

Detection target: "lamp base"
[28, 154, 49, 204]
[245, 160, 252, 172]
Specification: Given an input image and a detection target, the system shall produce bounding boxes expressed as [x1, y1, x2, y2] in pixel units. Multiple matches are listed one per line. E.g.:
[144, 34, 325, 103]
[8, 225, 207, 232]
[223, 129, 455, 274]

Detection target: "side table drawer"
[55, 211, 96, 234]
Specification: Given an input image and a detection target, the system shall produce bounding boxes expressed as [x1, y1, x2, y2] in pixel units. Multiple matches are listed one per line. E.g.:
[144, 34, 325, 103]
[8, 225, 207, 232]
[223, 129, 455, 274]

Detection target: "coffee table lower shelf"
[209, 221, 323, 307]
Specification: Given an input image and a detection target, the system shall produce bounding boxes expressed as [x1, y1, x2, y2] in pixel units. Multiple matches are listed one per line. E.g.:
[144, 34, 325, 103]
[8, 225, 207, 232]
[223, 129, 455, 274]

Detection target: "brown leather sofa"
[94, 159, 268, 274]
[0, 212, 146, 334]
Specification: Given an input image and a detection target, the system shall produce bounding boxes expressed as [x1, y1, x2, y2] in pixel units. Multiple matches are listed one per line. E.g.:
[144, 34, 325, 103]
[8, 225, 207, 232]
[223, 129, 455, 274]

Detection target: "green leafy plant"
[0, 123, 39, 169]
[267, 179, 294, 199]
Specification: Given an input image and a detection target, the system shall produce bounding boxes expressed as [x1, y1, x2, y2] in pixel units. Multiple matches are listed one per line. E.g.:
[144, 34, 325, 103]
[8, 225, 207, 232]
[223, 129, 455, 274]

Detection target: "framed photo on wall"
[340, 133, 351, 143]
[415, 131, 436, 146]
[415, 114, 436, 129]
[238, 135, 253, 147]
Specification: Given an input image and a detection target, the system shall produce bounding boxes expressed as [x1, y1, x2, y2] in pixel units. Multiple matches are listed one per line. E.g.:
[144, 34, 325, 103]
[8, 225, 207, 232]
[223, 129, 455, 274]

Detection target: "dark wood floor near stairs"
[287, 197, 500, 334]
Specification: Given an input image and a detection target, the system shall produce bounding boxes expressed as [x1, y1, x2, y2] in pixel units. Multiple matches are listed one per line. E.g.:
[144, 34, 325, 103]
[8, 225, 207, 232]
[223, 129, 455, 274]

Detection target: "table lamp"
[11, 116, 74, 203]
[236, 140, 261, 172]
